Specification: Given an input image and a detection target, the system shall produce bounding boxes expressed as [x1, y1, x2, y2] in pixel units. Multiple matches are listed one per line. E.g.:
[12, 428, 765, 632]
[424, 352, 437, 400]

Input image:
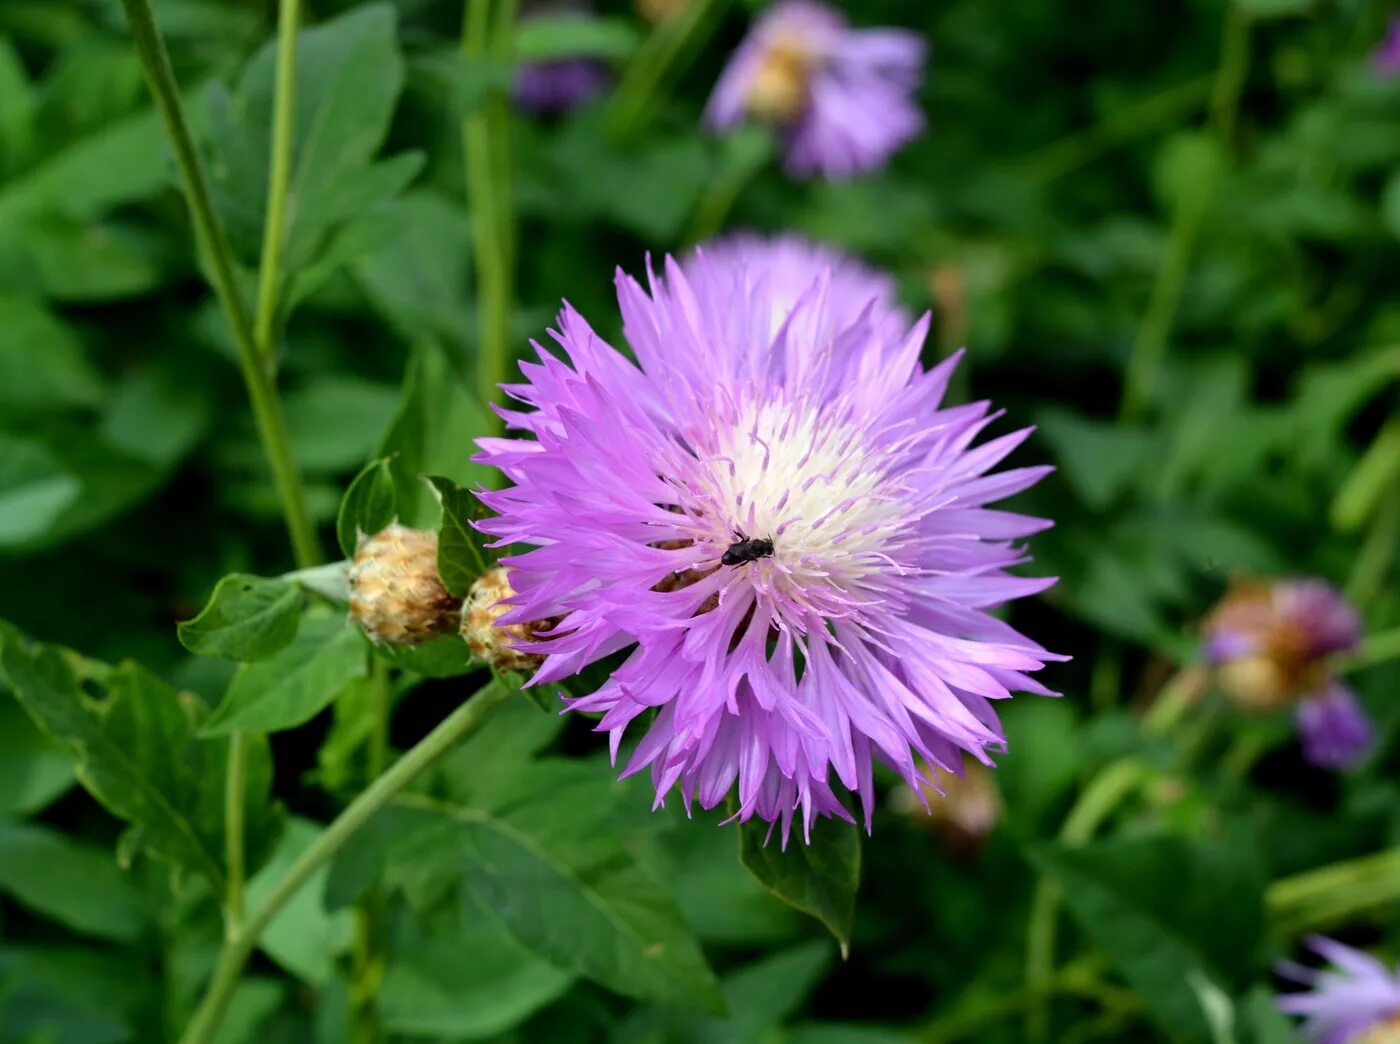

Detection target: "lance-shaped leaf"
[177, 573, 303, 662]
[738, 817, 862, 958]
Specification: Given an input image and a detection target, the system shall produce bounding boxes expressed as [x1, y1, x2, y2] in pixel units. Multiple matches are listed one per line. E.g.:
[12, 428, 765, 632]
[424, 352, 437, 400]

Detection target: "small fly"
[721, 530, 774, 567]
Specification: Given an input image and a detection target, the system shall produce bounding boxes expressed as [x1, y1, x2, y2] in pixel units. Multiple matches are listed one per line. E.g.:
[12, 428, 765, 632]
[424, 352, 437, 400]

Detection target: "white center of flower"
[699, 398, 907, 617]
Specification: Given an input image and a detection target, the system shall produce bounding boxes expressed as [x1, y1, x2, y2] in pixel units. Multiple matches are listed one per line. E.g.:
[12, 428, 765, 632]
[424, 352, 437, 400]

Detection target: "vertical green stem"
[1346, 487, 1400, 608]
[607, 0, 727, 141]
[463, 0, 517, 429]
[349, 665, 391, 1042]
[224, 730, 250, 938]
[179, 681, 514, 1044]
[1119, 4, 1249, 422]
[252, 0, 300, 364]
[119, 0, 322, 569]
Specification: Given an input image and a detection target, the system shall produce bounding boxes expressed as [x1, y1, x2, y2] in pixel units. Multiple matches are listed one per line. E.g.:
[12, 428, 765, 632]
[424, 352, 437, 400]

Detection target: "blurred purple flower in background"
[476, 239, 1059, 842]
[1278, 936, 1400, 1043]
[1373, 16, 1400, 76]
[705, 0, 925, 179]
[513, 4, 610, 114]
[1203, 578, 1371, 770]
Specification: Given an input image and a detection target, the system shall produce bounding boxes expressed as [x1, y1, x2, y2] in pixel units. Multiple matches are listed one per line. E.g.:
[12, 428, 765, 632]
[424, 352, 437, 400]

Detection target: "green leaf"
[245, 818, 356, 985]
[738, 817, 861, 957]
[1030, 834, 1264, 1044]
[205, 4, 411, 275]
[0, 296, 104, 410]
[370, 634, 481, 679]
[337, 456, 397, 558]
[377, 340, 496, 526]
[178, 574, 303, 662]
[283, 376, 401, 473]
[0, 945, 149, 1044]
[378, 891, 574, 1039]
[1234, 0, 1311, 18]
[99, 363, 212, 467]
[1036, 409, 1157, 510]
[0, 435, 82, 547]
[202, 608, 367, 735]
[513, 14, 639, 61]
[424, 474, 491, 597]
[0, 695, 75, 817]
[0, 625, 279, 888]
[0, 821, 148, 942]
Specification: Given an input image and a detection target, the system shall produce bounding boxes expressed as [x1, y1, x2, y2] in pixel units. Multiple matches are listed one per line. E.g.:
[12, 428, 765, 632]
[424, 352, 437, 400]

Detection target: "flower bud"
[348, 525, 461, 646]
[461, 566, 546, 674]
[889, 761, 1002, 856]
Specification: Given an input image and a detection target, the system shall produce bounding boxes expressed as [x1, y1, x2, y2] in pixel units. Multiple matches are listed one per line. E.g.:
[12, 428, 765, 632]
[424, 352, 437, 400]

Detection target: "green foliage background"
[1, 0, 1399, 1041]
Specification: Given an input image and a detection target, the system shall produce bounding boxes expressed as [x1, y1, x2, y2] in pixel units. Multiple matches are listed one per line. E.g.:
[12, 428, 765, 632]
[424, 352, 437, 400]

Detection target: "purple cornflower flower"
[476, 247, 1059, 842]
[686, 232, 910, 338]
[1203, 578, 1372, 770]
[1278, 936, 1400, 1043]
[513, 5, 610, 114]
[1373, 16, 1400, 76]
[705, 0, 926, 180]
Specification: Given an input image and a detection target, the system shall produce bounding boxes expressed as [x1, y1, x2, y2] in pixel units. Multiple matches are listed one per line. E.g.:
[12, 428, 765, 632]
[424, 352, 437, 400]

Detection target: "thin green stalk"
[350, 663, 391, 1043]
[179, 681, 514, 1044]
[1019, 75, 1214, 185]
[119, 0, 322, 569]
[1268, 847, 1400, 937]
[252, 0, 300, 364]
[607, 0, 726, 141]
[1332, 414, 1400, 533]
[1345, 487, 1400, 608]
[224, 731, 250, 939]
[1025, 757, 1156, 1042]
[463, 0, 516, 430]
[1119, 6, 1249, 422]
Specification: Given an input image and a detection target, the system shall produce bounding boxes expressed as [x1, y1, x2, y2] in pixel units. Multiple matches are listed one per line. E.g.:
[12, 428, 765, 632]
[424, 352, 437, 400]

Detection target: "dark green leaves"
[337, 456, 397, 558]
[0, 623, 279, 889]
[1031, 834, 1264, 1043]
[178, 574, 303, 661]
[0, 822, 148, 942]
[424, 474, 490, 597]
[738, 817, 861, 958]
[202, 608, 367, 735]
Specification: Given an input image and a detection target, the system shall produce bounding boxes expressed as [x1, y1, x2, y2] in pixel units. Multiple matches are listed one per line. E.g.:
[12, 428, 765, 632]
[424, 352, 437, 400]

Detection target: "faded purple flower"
[515, 56, 609, 114]
[705, 0, 926, 180]
[476, 247, 1059, 842]
[1373, 16, 1400, 76]
[686, 232, 910, 339]
[1278, 936, 1400, 1043]
[1203, 578, 1371, 770]
[1297, 683, 1374, 770]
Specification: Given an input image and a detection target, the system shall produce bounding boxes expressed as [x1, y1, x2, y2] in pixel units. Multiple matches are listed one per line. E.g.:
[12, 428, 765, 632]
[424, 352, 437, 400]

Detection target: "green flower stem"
[252, 0, 301, 364]
[463, 0, 517, 431]
[1268, 847, 1400, 937]
[223, 730, 250, 938]
[1025, 756, 1157, 1042]
[607, 0, 727, 142]
[1019, 75, 1214, 185]
[1024, 668, 1199, 1041]
[1345, 486, 1400, 608]
[1332, 414, 1400, 534]
[119, 0, 322, 570]
[1119, 5, 1249, 422]
[179, 680, 514, 1044]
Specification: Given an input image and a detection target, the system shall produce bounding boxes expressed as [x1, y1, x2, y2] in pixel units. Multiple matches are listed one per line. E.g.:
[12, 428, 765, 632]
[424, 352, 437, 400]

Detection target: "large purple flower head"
[1278, 936, 1400, 1043]
[476, 243, 1060, 842]
[705, 0, 926, 180]
[1203, 578, 1371, 770]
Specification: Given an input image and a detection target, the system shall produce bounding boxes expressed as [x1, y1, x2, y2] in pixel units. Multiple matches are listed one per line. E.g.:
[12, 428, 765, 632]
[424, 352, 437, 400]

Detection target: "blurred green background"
[1, 0, 1399, 1041]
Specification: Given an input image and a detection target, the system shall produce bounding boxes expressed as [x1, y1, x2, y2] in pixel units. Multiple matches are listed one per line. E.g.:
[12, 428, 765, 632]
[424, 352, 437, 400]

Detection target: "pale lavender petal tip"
[1277, 936, 1400, 1042]
[475, 233, 1058, 842]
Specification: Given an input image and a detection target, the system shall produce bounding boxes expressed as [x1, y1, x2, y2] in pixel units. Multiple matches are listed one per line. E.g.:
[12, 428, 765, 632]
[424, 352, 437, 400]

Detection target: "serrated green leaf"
[424, 474, 490, 596]
[337, 456, 397, 558]
[738, 817, 861, 957]
[0, 821, 147, 942]
[178, 574, 303, 662]
[203, 609, 367, 735]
